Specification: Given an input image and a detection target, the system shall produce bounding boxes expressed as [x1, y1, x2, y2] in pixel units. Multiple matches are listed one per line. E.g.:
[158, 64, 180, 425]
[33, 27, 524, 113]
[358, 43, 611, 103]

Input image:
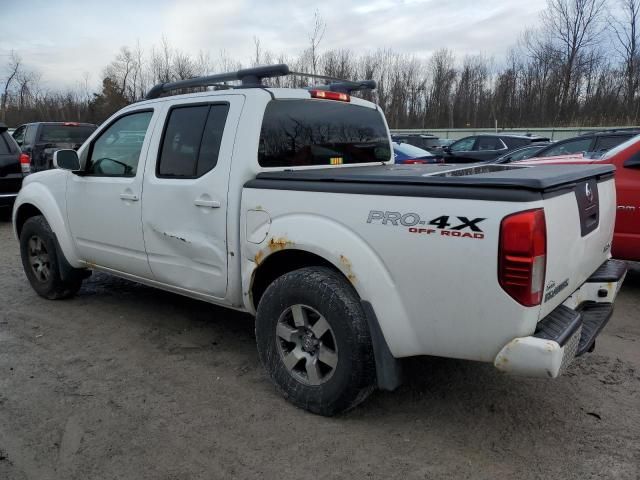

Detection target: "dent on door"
[146, 220, 227, 282]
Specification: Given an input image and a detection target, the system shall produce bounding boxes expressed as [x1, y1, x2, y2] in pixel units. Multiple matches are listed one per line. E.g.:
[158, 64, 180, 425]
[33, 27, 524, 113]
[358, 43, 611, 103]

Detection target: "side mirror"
[624, 152, 640, 168]
[53, 149, 81, 171]
[443, 145, 451, 153]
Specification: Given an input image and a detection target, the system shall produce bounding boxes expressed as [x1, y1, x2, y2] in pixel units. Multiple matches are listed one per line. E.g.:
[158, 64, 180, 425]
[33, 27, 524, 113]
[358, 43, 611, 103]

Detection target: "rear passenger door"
[142, 96, 243, 299]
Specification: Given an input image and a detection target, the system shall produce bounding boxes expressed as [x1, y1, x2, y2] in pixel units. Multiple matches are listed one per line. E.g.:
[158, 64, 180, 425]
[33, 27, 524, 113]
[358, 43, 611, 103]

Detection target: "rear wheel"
[19, 216, 85, 299]
[256, 266, 376, 416]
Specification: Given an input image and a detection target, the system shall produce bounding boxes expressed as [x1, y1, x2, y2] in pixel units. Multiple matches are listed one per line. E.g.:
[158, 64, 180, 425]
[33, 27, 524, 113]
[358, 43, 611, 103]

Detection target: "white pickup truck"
[12, 65, 627, 415]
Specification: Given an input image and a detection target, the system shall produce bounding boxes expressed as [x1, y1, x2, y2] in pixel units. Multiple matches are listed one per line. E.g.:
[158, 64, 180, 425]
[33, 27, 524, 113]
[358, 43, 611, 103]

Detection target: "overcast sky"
[1, 0, 548, 90]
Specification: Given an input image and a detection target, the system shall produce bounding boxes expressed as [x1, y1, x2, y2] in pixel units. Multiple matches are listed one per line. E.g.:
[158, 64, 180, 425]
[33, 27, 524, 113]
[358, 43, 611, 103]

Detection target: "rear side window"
[594, 135, 627, 152]
[157, 104, 229, 178]
[39, 125, 96, 144]
[258, 100, 390, 167]
[539, 137, 592, 157]
[475, 137, 504, 151]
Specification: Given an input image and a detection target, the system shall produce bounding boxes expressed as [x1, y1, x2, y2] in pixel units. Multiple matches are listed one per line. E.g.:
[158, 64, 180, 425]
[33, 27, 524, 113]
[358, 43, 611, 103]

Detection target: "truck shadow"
[56, 270, 639, 476]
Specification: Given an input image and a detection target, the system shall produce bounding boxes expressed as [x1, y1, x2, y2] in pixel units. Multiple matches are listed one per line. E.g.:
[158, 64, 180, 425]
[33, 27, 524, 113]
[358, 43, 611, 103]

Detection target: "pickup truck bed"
[244, 161, 619, 367]
[248, 163, 615, 198]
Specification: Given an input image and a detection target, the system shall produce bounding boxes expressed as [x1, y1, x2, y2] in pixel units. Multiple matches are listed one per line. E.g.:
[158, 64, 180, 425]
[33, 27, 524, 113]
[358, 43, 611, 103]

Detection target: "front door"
[66, 109, 157, 278]
[141, 96, 243, 299]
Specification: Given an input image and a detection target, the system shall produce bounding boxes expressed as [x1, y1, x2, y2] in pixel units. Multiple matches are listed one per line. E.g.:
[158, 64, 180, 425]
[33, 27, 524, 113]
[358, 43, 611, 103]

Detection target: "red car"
[517, 137, 640, 261]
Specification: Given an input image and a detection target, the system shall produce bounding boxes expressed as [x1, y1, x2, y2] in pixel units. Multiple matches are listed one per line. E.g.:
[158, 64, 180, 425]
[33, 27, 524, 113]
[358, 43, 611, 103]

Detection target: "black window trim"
[83, 108, 154, 178]
[155, 101, 230, 180]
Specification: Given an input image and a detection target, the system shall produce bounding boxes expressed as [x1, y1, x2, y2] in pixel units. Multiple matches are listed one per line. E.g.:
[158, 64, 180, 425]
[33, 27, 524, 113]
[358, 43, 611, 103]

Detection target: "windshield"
[258, 100, 391, 167]
[39, 125, 96, 144]
[393, 142, 433, 158]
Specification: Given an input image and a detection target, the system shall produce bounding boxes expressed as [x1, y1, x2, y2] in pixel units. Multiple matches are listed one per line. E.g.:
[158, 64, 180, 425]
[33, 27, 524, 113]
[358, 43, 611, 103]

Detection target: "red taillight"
[498, 208, 547, 307]
[403, 159, 430, 164]
[309, 90, 350, 102]
[19, 153, 31, 174]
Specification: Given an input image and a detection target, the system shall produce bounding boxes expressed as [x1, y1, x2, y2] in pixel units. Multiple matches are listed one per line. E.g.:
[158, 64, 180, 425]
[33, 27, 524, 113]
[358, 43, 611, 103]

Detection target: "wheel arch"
[250, 249, 340, 310]
[14, 203, 43, 238]
[242, 217, 421, 359]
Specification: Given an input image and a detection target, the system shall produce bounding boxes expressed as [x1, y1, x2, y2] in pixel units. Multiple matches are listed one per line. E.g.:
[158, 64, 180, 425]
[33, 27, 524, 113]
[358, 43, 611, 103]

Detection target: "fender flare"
[14, 181, 83, 268]
[243, 213, 422, 359]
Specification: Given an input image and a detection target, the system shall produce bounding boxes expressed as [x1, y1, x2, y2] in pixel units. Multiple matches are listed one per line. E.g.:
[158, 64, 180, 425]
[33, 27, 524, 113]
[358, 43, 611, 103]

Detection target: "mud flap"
[361, 300, 403, 391]
[52, 233, 90, 282]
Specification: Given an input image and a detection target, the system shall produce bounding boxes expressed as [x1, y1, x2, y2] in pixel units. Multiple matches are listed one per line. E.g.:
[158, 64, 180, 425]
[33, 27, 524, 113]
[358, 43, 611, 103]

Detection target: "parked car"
[492, 143, 552, 163]
[391, 133, 443, 152]
[12, 64, 626, 415]
[517, 134, 640, 262]
[442, 134, 549, 163]
[0, 123, 24, 216]
[12, 122, 97, 173]
[392, 142, 442, 164]
[528, 129, 640, 160]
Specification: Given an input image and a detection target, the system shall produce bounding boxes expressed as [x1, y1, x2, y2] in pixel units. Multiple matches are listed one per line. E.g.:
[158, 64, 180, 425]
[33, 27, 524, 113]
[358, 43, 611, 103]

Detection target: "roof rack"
[144, 64, 377, 99]
[145, 64, 291, 99]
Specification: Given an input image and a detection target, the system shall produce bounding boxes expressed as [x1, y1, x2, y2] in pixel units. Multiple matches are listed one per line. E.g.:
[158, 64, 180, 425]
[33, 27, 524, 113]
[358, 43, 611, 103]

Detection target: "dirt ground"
[0, 218, 638, 480]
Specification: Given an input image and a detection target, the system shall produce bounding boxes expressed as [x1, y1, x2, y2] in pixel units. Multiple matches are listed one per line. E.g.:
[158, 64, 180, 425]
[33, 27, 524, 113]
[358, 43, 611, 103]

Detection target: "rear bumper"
[494, 259, 627, 378]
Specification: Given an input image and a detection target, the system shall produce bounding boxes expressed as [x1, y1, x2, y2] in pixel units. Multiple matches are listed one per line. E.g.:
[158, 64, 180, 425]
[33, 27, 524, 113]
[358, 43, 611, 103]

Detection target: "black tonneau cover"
[245, 164, 615, 202]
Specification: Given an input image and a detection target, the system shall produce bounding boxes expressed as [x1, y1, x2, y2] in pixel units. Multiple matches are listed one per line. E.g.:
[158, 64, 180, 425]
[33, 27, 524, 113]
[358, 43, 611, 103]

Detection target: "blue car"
[392, 142, 443, 164]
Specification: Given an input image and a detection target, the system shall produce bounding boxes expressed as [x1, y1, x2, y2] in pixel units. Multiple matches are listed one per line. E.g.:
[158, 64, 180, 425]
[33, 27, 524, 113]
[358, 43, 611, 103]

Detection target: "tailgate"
[539, 174, 616, 318]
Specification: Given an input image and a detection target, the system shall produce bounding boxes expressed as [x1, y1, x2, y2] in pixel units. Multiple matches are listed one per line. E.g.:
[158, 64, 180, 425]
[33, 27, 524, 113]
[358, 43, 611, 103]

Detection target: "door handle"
[119, 193, 139, 201]
[194, 199, 221, 208]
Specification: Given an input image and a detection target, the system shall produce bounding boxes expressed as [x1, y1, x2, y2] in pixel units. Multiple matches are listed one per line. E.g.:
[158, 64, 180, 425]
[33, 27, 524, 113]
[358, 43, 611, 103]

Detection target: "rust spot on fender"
[254, 249, 264, 265]
[339, 255, 356, 284]
[268, 237, 293, 252]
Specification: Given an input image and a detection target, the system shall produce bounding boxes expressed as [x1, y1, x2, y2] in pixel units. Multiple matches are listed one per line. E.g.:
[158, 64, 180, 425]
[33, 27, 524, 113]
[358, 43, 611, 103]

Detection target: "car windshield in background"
[393, 142, 433, 158]
[258, 100, 390, 167]
[39, 125, 96, 144]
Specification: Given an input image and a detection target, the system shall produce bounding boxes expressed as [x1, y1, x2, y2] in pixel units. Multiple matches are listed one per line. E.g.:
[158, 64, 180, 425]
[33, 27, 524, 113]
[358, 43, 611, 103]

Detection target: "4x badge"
[367, 210, 486, 239]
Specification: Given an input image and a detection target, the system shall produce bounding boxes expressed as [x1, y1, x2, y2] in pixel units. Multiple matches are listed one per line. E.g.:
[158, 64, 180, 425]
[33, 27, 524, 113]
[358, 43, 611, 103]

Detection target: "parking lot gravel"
[0, 218, 639, 480]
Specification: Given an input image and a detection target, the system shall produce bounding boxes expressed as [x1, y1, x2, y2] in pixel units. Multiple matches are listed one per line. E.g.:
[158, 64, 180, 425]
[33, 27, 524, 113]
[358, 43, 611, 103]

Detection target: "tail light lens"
[403, 159, 430, 164]
[309, 90, 350, 102]
[498, 208, 547, 307]
[19, 153, 31, 174]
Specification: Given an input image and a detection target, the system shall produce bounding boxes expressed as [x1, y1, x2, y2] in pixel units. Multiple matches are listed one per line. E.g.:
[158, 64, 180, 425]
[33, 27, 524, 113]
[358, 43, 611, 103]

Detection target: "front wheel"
[19, 215, 85, 299]
[255, 267, 376, 416]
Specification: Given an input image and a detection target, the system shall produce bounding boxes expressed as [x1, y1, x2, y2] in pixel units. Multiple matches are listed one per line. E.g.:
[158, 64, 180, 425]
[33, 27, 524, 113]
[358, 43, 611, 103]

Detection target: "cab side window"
[157, 104, 229, 178]
[86, 111, 153, 177]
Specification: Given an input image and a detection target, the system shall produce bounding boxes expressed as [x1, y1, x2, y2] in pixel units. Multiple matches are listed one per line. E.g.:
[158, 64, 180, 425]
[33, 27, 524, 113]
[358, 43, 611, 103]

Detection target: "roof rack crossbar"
[144, 63, 377, 99]
[145, 64, 290, 99]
